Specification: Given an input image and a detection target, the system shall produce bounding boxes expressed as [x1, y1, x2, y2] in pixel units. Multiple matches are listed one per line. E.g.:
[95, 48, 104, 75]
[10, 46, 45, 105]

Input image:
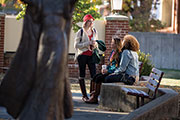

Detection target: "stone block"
[99, 83, 152, 112]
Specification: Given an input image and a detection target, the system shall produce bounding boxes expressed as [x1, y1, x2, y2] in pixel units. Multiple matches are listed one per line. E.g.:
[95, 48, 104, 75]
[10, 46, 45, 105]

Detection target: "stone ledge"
[99, 83, 179, 120]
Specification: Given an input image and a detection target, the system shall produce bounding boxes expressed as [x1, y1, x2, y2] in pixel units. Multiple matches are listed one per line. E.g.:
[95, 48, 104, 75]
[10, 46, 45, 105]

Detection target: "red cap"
[83, 14, 95, 22]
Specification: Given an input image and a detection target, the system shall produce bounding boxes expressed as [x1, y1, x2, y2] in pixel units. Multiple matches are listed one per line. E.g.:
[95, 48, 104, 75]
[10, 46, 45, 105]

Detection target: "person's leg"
[104, 73, 124, 83]
[87, 56, 96, 94]
[95, 73, 109, 83]
[87, 56, 96, 78]
[86, 73, 109, 104]
[90, 73, 102, 95]
[77, 55, 89, 101]
[85, 82, 101, 104]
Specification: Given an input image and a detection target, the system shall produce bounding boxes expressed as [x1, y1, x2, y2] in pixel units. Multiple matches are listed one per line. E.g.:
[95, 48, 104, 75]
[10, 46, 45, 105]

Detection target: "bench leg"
[141, 97, 144, 106]
[136, 96, 139, 108]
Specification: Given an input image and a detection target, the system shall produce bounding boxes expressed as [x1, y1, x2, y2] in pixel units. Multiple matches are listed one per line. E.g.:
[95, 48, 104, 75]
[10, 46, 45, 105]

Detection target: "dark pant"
[104, 73, 124, 83]
[77, 55, 96, 78]
[92, 73, 110, 83]
[104, 73, 135, 85]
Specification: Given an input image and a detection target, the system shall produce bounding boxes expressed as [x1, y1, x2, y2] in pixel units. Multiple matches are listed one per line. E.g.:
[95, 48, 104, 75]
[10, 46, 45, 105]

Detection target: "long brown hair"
[111, 37, 123, 66]
[123, 35, 140, 52]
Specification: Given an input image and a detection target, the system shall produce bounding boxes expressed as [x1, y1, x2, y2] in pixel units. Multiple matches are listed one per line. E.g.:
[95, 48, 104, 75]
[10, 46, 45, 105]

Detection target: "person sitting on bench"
[86, 34, 140, 104]
[104, 34, 140, 85]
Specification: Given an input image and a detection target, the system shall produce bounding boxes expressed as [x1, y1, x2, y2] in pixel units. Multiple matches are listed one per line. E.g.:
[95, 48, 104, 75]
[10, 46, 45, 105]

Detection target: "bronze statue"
[0, 0, 77, 119]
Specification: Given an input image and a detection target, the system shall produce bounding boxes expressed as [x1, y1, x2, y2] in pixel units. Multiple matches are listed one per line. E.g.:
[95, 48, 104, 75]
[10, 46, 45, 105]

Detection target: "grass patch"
[160, 69, 180, 79]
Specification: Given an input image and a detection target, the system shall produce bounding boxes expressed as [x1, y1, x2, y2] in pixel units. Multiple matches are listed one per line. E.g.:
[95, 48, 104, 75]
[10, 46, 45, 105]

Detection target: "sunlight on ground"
[73, 108, 129, 115]
[71, 83, 90, 93]
[71, 90, 81, 93]
[161, 78, 180, 86]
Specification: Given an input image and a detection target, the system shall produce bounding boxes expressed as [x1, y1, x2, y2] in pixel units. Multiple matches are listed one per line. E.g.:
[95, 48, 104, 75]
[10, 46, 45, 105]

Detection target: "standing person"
[74, 14, 98, 102]
[104, 34, 140, 85]
[85, 37, 123, 104]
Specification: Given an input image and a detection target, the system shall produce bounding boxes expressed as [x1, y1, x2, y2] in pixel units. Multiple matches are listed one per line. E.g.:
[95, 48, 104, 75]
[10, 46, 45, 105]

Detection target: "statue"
[0, 0, 77, 119]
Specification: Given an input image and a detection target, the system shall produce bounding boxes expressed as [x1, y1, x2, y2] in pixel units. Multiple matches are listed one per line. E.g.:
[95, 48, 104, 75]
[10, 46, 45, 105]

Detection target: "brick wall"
[0, 14, 5, 72]
[104, 15, 129, 64]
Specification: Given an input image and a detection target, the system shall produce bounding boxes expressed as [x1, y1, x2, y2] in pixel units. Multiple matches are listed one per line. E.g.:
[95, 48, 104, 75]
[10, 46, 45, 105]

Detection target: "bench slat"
[122, 87, 139, 95]
[122, 87, 149, 97]
[127, 88, 137, 94]
[152, 68, 163, 75]
[148, 78, 158, 86]
[146, 83, 155, 92]
[121, 87, 130, 93]
[150, 73, 160, 81]
[132, 89, 142, 94]
[139, 90, 149, 97]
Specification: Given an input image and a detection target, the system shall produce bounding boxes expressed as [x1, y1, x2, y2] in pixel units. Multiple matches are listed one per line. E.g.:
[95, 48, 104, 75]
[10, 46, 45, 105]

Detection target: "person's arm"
[107, 65, 117, 74]
[91, 28, 98, 49]
[74, 30, 91, 49]
[114, 50, 131, 74]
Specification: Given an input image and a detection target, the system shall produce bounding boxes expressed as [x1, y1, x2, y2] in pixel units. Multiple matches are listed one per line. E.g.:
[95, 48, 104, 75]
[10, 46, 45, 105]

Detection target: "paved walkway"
[66, 92, 127, 120]
[0, 92, 127, 120]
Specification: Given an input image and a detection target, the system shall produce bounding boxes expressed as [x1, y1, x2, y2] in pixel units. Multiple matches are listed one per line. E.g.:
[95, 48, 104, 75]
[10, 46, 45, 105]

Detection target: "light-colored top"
[114, 50, 139, 76]
[74, 28, 98, 60]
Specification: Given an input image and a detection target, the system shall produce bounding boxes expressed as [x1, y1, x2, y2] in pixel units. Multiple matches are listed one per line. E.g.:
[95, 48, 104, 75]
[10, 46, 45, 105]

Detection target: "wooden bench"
[121, 68, 164, 108]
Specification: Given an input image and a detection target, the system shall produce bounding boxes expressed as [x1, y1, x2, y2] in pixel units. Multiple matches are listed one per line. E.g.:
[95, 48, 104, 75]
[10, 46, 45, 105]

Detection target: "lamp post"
[111, 0, 123, 15]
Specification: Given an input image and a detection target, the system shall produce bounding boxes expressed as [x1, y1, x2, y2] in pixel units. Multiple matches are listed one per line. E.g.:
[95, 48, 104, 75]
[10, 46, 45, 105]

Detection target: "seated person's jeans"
[104, 73, 135, 85]
[92, 73, 109, 83]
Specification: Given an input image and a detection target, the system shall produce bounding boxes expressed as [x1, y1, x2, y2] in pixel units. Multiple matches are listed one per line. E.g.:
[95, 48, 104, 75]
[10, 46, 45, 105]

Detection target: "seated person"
[86, 34, 140, 104]
[85, 36, 123, 104]
[104, 34, 140, 84]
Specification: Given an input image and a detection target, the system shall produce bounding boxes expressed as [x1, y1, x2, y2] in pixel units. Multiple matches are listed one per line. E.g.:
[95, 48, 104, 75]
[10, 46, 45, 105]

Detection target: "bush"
[138, 51, 154, 76]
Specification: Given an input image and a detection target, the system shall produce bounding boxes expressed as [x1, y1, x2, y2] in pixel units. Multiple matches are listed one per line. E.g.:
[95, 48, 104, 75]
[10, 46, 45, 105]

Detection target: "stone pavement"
[0, 92, 127, 120]
[65, 92, 127, 120]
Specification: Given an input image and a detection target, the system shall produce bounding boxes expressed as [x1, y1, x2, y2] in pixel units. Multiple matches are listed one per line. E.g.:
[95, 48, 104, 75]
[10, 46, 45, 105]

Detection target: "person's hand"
[101, 69, 108, 74]
[89, 40, 96, 50]
[90, 40, 96, 45]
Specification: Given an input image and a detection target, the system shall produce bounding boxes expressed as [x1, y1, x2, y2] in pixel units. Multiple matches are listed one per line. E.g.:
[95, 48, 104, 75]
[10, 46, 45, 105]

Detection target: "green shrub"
[138, 51, 154, 76]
